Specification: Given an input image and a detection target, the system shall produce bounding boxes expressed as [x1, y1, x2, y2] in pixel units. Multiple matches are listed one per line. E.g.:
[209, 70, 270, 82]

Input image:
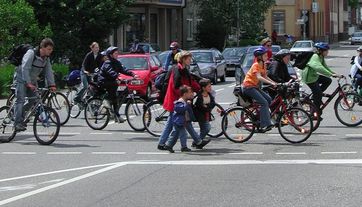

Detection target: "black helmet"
[357, 46, 362, 52]
[275, 49, 291, 59]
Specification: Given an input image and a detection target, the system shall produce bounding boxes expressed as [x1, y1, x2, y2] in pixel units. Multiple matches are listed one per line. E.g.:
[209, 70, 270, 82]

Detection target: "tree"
[348, 0, 359, 9]
[194, 0, 275, 49]
[27, 0, 134, 65]
[0, 0, 51, 61]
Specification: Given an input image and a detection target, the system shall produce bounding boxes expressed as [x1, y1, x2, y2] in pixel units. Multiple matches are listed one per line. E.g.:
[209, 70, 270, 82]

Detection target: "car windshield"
[222, 48, 246, 58]
[293, 42, 312, 48]
[192, 52, 213, 63]
[158, 52, 167, 64]
[271, 46, 281, 53]
[353, 33, 362, 37]
[241, 53, 254, 68]
[118, 57, 148, 70]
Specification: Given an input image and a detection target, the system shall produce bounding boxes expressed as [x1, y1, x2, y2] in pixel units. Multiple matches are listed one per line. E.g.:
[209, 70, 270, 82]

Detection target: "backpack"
[155, 69, 172, 102]
[292, 51, 314, 70]
[8, 44, 33, 66]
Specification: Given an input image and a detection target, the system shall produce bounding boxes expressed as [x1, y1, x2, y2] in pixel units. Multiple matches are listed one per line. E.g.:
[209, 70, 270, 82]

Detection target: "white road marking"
[217, 102, 233, 105]
[317, 134, 336, 137]
[275, 152, 307, 155]
[346, 134, 362, 137]
[228, 85, 236, 88]
[2, 152, 36, 155]
[228, 152, 263, 155]
[90, 132, 113, 135]
[91, 152, 126, 155]
[123, 132, 147, 135]
[46, 152, 82, 155]
[0, 162, 127, 206]
[39, 179, 64, 185]
[215, 88, 225, 92]
[136, 152, 169, 155]
[321, 151, 357, 154]
[267, 134, 280, 137]
[0, 184, 36, 192]
[59, 132, 81, 135]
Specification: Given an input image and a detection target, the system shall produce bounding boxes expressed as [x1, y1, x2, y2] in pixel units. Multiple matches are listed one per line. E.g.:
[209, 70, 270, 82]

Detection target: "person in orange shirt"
[242, 46, 277, 132]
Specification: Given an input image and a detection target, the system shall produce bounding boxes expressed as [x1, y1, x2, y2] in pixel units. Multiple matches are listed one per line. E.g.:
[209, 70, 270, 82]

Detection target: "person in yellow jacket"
[301, 42, 342, 118]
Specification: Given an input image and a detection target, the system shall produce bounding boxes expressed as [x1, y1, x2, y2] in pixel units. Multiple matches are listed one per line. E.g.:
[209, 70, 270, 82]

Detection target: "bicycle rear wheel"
[0, 106, 16, 143]
[125, 98, 147, 131]
[33, 106, 60, 145]
[207, 103, 224, 138]
[47, 92, 70, 125]
[278, 107, 312, 143]
[143, 100, 168, 137]
[84, 98, 110, 130]
[334, 92, 362, 127]
[221, 107, 255, 143]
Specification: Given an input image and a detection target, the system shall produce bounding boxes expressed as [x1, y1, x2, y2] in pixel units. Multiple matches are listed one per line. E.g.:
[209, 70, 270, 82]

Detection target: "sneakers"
[14, 123, 27, 132]
[260, 125, 273, 133]
[157, 144, 167, 151]
[181, 147, 192, 152]
[164, 145, 175, 153]
[191, 142, 196, 148]
[195, 139, 211, 149]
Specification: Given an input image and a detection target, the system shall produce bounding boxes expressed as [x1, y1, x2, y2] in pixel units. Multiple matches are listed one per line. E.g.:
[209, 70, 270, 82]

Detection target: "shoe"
[191, 142, 196, 148]
[157, 144, 167, 151]
[195, 139, 211, 149]
[261, 125, 273, 133]
[115, 115, 126, 123]
[14, 124, 26, 132]
[181, 147, 192, 152]
[164, 145, 175, 153]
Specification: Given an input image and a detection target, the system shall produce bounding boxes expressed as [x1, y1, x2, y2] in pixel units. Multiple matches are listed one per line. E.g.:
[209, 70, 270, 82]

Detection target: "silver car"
[290, 40, 315, 54]
[351, 32, 362, 45]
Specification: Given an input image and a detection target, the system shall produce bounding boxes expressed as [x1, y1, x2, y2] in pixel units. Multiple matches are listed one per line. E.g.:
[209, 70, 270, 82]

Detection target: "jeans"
[199, 121, 211, 140]
[74, 70, 89, 102]
[14, 82, 36, 126]
[243, 87, 272, 128]
[166, 125, 188, 148]
[158, 112, 173, 145]
[353, 73, 362, 92]
[185, 122, 202, 143]
[307, 76, 332, 115]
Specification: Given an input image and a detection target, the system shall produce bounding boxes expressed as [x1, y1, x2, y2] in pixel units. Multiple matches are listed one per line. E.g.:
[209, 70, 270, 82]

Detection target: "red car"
[117, 54, 163, 99]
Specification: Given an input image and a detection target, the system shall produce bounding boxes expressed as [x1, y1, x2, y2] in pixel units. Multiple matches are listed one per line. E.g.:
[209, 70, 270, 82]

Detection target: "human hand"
[49, 86, 57, 92]
[26, 83, 36, 91]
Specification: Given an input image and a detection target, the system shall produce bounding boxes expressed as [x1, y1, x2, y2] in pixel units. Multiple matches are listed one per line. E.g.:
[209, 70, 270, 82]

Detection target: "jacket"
[16, 48, 55, 87]
[301, 54, 334, 84]
[350, 55, 362, 78]
[193, 92, 216, 123]
[82, 51, 103, 73]
[163, 63, 200, 112]
[267, 60, 292, 83]
[97, 58, 134, 85]
[164, 49, 181, 71]
[172, 98, 195, 126]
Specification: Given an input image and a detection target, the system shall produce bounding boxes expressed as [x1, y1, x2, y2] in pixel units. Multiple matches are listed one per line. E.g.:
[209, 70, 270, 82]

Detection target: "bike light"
[131, 79, 144, 85]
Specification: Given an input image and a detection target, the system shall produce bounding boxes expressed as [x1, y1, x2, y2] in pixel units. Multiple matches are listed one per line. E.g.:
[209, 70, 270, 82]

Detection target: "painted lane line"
[346, 134, 362, 137]
[215, 88, 225, 92]
[46, 151, 83, 155]
[0, 162, 121, 183]
[136, 152, 169, 155]
[321, 151, 357, 154]
[91, 152, 126, 155]
[38, 179, 64, 185]
[275, 152, 307, 155]
[217, 102, 233, 105]
[317, 134, 336, 137]
[2, 152, 36, 155]
[228, 152, 264, 155]
[228, 84, 236, 88]
[90, 132, 113, 135]
[22, 132, 80, 135]
[123, 132, 147, 135]
[0, 162, 128, 206]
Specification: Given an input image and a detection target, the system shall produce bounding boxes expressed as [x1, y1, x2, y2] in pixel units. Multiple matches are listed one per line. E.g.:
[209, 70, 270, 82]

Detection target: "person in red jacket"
[157, 51, 202, 150]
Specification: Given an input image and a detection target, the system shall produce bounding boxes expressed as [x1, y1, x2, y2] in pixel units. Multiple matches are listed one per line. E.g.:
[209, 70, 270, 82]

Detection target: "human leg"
[243, 87, 272, 128]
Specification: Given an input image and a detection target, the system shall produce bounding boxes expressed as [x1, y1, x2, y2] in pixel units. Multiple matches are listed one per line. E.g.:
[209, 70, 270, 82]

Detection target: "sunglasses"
[266, 44, 272, 47]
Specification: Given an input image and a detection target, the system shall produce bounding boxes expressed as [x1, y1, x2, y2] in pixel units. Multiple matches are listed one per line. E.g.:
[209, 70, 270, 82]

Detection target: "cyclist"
[260, 37, 273, 60]
[301, 42, 342, 118]
[350, 46, 362, 93]
[242, 46, 277, 132]
[14, 38, 56, 132]
[97, 46, 139, 123]
[164, 41, 181, 71]
[74, 42, 103, 103]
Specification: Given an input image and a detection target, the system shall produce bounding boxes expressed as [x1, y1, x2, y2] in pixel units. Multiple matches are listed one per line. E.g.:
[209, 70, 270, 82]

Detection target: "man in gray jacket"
[14, 38, 56, 132]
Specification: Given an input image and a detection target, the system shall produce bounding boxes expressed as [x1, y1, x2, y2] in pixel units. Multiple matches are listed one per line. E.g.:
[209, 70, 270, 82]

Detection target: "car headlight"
[131, 79, 144, 85]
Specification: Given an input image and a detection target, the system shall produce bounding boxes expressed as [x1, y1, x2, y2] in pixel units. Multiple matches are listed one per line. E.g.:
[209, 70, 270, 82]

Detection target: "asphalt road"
[1, 45, 362, 207]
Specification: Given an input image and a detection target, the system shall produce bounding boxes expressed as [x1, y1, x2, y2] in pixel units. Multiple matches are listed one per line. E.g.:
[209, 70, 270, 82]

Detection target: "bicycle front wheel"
[125, 97, 147, 131]
[221, 107, 255, 143]
[0, 106, 16, 143]
[143, 100, 168, 137]
[207, 103, 224, 138]
[84, 98, 110, 130]
[47, 92, 70, 125]
[334, 92, 362, 127]
[33, 106, 60, 145]
[293, 100, 320, 132]
[278, 107, 313, 143]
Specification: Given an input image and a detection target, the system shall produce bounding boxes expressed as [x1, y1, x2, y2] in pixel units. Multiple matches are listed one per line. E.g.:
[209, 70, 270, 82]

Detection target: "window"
[272, 11, 285, 34]
[187, 18, 193, 41]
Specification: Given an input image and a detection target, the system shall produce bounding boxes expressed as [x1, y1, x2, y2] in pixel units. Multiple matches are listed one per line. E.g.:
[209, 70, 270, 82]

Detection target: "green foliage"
[0, 0, 52, 61]
[348, 0, 359, 8]
[52, 63, 69, 89]
[27, 0, 134, 65]
[0, 64, 15, 97]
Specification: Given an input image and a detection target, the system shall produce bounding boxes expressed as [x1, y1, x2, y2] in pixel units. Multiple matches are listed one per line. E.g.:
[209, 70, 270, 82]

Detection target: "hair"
[199, 79, 211, 89]
[90, 42, 99, 49]
[180, 85, 192, 96]
[260, 37, 271, 46]
[40, 38, 54, 48]
[177, 51, 192, 63]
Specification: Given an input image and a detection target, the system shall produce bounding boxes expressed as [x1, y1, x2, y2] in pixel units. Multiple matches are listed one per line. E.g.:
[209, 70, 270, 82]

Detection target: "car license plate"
[117, 86, 126, 91]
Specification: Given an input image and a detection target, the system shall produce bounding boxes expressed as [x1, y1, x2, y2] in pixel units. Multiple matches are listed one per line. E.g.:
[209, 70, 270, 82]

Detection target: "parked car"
[123, 43, 161, 54]
[190, 49, 227, 84]
[290, 40, 315, 54]
[222, 47, 248, 76]
[351, 32, 362, 45]
[271, 45, 281, 55]
[117, 53, 163, 99]
[158, 50, 202, 77]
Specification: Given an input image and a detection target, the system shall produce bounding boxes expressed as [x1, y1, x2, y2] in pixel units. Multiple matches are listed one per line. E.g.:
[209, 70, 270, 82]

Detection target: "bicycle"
[84, 79, 147, 131]
[0, 88, 60, 144]
[222, 84, 313, 144]
[142, 97, 225, 138]
[301, 76, 362, 127]
[7, 88, 70, 126]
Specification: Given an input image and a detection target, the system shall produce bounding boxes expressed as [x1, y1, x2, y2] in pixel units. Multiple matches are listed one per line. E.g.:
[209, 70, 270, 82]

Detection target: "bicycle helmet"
[100, 50, 107, 56]
[274, 49, 291, 59]
[314, 42, 330, 50]
[253, 46, 268, 57]
[169, 42, 179, 50]
[357, 46, 362, 52]
[106, 46, 118, 57]
[66, 70, 81, 86]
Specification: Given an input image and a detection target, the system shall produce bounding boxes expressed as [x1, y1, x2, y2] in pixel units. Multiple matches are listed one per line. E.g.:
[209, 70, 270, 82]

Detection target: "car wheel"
[212, 71, 218, 85]
[220, 70, 226, 82]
